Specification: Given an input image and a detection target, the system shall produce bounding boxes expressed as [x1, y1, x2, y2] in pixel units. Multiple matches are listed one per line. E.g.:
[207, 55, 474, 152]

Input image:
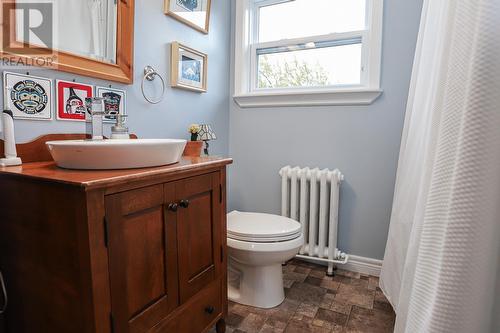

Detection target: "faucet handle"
[85, 97, 105, 115]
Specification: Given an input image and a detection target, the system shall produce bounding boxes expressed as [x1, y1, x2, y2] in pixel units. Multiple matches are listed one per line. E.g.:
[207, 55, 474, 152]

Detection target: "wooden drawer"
[152, 279, 222, 333]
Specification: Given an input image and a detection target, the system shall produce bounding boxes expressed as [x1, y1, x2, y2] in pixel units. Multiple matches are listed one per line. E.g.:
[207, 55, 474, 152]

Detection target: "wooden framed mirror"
[0, 0, 134, 84]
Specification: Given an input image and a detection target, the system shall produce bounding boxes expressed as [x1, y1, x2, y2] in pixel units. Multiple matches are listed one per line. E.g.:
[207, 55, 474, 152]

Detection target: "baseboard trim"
[339, 255, 382, 277]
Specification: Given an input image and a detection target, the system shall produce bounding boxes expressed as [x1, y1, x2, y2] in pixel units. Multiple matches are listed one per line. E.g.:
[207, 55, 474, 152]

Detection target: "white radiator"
[279, 166, 348, 275]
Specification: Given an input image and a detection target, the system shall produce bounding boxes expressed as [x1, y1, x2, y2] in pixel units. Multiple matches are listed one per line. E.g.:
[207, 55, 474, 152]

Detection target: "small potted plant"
[183, 124, 203, 157]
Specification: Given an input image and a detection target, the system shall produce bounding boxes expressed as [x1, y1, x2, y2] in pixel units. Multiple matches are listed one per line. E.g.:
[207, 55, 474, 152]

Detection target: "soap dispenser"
[0, 110, 22, 166]
[110, 114, 130, 139]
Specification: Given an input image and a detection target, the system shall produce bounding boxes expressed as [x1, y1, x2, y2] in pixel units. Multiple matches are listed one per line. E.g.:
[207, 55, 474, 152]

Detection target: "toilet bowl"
[227, 211, 303, 308]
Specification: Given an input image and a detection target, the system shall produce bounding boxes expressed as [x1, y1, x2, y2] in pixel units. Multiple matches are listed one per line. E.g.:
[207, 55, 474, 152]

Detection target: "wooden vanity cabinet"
[0, 157, 231, 333]
[105, 173, 223, 332]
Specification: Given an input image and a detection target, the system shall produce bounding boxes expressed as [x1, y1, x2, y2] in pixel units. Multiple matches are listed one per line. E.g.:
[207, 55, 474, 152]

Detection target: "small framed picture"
[3, 71, 53, 121]
[171, 42, 207, 93]
[96, 86, 126, 123]
[164, 0, 211, 34]
[56, 80, 93, 121]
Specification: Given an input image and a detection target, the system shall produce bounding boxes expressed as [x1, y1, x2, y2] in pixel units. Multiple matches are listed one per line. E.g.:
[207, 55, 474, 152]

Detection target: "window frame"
[234, 0, 384, 108]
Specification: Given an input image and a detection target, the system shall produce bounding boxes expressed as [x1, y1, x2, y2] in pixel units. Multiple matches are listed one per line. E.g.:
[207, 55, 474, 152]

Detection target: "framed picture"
[171, 42, 207, 93]
[3, 72, 53, 121]
[96, 86, 126, 123]
[56, 80, 93, 121]
[164, 0, 211, 34]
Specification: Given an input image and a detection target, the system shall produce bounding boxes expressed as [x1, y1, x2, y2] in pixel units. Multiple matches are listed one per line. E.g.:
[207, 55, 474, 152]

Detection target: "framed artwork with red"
[56, 80, 94, 121]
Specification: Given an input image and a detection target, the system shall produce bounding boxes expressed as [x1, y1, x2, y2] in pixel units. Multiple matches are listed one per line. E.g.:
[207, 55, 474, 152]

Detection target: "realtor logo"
[2, 1, 53, 55]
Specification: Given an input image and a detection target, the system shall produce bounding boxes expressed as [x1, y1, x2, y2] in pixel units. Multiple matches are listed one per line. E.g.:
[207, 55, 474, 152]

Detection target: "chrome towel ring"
[141, 66, 166, 104]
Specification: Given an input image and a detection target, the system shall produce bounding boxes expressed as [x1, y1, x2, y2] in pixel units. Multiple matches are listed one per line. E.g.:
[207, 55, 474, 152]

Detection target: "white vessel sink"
[46, 139, 187, 170]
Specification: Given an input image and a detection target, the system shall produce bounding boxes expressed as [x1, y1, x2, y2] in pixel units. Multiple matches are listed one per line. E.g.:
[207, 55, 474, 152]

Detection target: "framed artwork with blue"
[3, 71, 53, 121]
[164, 0, 211, 34]
[171, 42, 207, 93]
[96, 86, 126, 123]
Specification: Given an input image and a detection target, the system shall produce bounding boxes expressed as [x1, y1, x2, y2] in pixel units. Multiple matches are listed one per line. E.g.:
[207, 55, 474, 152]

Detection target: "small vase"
[183, 140, 203, 157]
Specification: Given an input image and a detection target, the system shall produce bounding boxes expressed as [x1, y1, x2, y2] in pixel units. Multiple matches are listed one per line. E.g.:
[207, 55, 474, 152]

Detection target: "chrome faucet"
[85, 97, 105, 140]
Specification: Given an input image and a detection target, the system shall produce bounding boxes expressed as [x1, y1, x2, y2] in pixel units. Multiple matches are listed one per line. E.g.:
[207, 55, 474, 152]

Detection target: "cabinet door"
[165, 172, 222, 303]
[105, 185, 178, 333]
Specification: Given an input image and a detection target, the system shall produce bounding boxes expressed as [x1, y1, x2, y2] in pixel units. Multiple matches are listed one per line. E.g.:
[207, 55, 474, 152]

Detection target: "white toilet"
[227, 211, 303, 309]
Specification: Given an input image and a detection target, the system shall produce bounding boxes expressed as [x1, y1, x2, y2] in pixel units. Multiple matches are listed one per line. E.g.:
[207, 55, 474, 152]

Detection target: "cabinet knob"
[179, 199, 190, 208]
[204, 306, 214, 314]
[167, 203, 178, 212]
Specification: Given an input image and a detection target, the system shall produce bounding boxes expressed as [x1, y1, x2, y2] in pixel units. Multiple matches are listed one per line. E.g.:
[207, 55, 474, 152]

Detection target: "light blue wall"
[228, 0, 424, 260]
[1, 0, 231, 156]
[3, 0, 423, 261]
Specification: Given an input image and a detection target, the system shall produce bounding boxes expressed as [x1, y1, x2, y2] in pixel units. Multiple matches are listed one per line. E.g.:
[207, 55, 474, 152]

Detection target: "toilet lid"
[227, 211, 302, 242]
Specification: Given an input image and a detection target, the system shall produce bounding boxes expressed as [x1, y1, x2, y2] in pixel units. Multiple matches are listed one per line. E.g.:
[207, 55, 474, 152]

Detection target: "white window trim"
[233, 0, 384, 108]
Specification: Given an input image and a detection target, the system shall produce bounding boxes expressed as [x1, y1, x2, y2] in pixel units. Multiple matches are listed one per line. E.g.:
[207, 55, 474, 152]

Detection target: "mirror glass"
[15, 0, 118, 64]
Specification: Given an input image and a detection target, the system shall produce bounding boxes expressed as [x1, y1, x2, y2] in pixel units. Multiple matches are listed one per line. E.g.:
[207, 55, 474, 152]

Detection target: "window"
[234, 0, 384, 107]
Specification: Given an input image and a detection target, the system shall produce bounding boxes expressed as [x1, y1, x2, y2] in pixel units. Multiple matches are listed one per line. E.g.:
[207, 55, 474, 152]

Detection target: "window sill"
[233, 88, 383, 108]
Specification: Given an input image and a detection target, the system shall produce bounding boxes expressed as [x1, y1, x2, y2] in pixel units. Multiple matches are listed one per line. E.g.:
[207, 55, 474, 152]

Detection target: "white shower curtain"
[88, 0, 105, 60]
[380, 0, 500, 332]
[88, 0, 117, 63]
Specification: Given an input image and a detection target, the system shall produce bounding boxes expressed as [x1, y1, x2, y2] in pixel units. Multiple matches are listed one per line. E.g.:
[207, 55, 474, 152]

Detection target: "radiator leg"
[327, 262, 335, 276]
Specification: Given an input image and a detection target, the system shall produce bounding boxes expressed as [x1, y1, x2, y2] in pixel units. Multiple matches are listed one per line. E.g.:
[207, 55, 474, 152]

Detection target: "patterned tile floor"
[215, 259, 395, 333]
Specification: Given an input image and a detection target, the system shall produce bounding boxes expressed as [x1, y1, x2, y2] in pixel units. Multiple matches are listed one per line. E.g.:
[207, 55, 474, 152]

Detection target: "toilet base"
[228, 261, 285, 309]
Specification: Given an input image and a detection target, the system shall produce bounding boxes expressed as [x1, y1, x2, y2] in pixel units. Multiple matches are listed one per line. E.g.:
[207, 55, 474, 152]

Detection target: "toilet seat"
[227, 211, 301, 243]
[227, 234, 303, 252]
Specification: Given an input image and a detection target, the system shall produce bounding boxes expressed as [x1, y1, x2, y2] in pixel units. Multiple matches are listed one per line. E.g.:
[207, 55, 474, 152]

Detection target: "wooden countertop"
[0, 156, 233, 189]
